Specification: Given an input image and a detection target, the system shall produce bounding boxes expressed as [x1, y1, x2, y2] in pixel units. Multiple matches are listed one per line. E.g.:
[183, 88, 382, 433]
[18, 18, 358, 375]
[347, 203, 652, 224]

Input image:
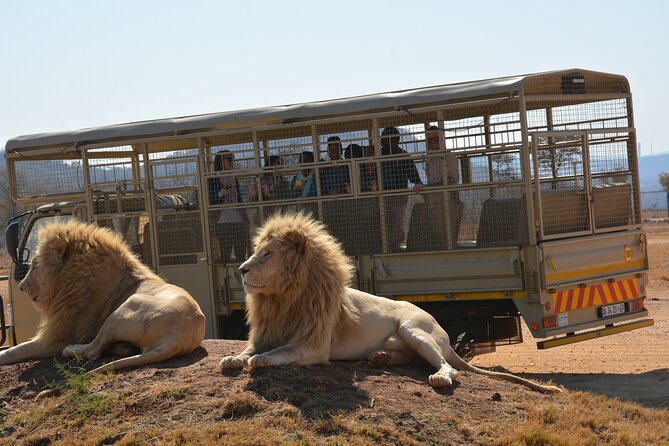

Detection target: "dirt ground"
[0, 224, 667, 444]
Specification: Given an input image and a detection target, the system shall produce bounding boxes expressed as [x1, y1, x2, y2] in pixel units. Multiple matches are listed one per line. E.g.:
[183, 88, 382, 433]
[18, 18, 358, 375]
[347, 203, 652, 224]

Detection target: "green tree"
[492, 153, 519, 180]
[537, 145, 582, 178]
[659, 172, 669, 191]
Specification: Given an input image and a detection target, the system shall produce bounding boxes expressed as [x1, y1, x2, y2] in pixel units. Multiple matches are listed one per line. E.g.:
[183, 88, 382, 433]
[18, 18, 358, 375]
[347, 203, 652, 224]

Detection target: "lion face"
[238, 237, 290, 295]
[19, 254, 56, 309]
[19, 234, 70, 309]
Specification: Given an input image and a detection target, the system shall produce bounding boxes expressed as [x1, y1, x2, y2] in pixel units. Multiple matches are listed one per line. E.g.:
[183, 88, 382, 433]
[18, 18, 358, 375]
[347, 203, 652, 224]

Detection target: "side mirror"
[5, 221, 19, 263]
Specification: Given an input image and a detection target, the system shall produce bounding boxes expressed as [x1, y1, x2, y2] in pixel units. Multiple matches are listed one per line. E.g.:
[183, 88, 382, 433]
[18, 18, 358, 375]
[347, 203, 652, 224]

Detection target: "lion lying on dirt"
[220, 213, 561, 394]
[0, 221, 205, 374]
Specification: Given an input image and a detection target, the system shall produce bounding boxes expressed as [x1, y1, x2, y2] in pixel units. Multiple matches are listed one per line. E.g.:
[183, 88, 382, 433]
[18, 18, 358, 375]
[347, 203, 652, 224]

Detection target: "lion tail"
[444, 347, 562, 394]
[86, 346, 179, 375]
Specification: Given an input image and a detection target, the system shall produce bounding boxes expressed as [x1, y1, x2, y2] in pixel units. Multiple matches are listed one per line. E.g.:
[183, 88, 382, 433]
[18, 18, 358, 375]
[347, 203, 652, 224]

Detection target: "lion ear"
[284, 231, 307, 255]
[50, 237, 71, 264]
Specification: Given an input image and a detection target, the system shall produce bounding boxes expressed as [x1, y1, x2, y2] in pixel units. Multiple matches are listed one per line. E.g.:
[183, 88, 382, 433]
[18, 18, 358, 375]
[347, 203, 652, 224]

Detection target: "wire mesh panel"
[443, 115, 486, 151]
[139, 195, 189, 268]
[149, 210, 203, 266]
[149, 148, 199, 190]
[541, 183, 590, 236]
[525, 71, 637, 238]
[405, 190, 462, 252]
[528, 93, 636, 239]
[535, 135, 591, 237]
[12, 155, 85, 200]
[551, 99, 629, 131]
[207, 205, 252, 265]
[92, 195, 193, 270]
[149, 147, 204, 266]
[470, 185, 528, 248]
[84, 146, 152, 268]
[322, 197, 383, 255]
[87, 145, 148, 219]
[88, 146, 142, 189]
[589, 132, 636, 229]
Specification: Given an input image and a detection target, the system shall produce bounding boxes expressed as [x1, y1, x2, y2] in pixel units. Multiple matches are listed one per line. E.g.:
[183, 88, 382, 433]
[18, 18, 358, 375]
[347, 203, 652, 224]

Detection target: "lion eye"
[262, 251, 271, 259]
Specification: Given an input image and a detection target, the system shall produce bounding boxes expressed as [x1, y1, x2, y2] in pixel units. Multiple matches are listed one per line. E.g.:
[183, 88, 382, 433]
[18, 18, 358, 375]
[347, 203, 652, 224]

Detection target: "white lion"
[0, 220, 205, 374]
[220, 213, 560, 393]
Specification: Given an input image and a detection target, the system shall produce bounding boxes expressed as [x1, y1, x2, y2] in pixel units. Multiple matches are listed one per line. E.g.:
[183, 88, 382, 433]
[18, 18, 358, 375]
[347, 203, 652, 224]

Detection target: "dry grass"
[1, 352, 668, 446]
[7, 390, 668, 446]
[492, 392, 669, 446]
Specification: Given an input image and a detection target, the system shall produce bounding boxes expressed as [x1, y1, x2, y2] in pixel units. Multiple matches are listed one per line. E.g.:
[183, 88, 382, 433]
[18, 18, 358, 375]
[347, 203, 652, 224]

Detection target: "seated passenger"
[249, 155, 292, 225]
[320, 136, 350, 195]
[345, 144, 378, 192]
[290, 151, 317, 198]
[250, 155, 290, 202]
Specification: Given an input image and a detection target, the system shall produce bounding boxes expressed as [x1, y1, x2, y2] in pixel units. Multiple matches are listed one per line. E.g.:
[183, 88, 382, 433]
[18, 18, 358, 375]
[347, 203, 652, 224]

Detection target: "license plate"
[598, 302, 626, 318]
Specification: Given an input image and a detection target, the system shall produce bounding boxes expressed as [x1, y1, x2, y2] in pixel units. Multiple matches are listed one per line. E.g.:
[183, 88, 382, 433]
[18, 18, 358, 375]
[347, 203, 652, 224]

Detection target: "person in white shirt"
[425, 125, 459, 187]
[424, 125, 461, 247]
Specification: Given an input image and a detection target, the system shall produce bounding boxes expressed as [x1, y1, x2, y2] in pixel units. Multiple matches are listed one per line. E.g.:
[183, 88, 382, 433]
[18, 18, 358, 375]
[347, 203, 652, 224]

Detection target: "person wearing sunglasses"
[421, 125, 462, 249]
[208, 150, 249, 263]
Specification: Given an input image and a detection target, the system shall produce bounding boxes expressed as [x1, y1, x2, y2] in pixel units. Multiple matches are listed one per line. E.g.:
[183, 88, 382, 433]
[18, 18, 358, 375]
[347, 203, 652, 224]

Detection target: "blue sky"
[1, 0, 667, 156]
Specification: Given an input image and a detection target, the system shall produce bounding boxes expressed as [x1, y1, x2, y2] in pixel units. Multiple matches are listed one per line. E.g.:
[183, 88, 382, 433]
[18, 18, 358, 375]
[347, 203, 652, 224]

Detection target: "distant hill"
[639, 152, 669, 192]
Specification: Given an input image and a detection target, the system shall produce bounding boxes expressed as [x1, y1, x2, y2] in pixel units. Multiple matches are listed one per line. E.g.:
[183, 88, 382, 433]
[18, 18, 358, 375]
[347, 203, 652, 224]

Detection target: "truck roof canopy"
[5, 68, 629, 154]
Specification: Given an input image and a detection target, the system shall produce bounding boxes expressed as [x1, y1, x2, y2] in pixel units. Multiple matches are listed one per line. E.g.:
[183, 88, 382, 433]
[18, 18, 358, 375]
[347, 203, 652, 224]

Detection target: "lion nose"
[238, 265, 249, 276]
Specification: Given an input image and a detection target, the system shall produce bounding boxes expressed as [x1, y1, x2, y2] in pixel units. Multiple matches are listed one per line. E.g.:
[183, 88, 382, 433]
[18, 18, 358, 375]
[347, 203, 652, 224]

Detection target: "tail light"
[542, 316, 558, 329]
[626, 299, 645, 312]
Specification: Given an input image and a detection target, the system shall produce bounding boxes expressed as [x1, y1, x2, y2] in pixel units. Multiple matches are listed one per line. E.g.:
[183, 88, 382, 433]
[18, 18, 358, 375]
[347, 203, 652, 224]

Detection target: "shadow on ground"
[523, 369, 669, 408]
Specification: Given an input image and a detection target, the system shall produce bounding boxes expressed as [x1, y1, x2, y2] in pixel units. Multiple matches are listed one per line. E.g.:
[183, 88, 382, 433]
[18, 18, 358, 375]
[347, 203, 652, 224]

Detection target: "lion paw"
[367, 350, 391, 366]
[428, 370, 459, 388]
[62, 344, 88, 359]
[219, 356, 246, 370]
[248, 354, 273, 368]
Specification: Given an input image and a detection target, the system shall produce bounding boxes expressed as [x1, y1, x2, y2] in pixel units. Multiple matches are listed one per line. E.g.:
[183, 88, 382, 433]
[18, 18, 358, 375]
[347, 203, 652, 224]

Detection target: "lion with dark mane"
[220, 213, 560, 393]
[0, 221, 205, 374]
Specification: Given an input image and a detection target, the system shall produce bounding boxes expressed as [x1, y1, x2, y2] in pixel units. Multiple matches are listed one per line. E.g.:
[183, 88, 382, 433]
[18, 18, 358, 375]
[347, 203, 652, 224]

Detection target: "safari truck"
[2, 68, 653, 356]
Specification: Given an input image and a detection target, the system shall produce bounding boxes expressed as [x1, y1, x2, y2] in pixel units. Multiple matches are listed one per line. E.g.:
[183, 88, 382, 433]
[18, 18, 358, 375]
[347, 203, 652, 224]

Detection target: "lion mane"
[244, 213, 356, 355]
[221, 213, 560, 394]
[0, 220, 205, 374]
